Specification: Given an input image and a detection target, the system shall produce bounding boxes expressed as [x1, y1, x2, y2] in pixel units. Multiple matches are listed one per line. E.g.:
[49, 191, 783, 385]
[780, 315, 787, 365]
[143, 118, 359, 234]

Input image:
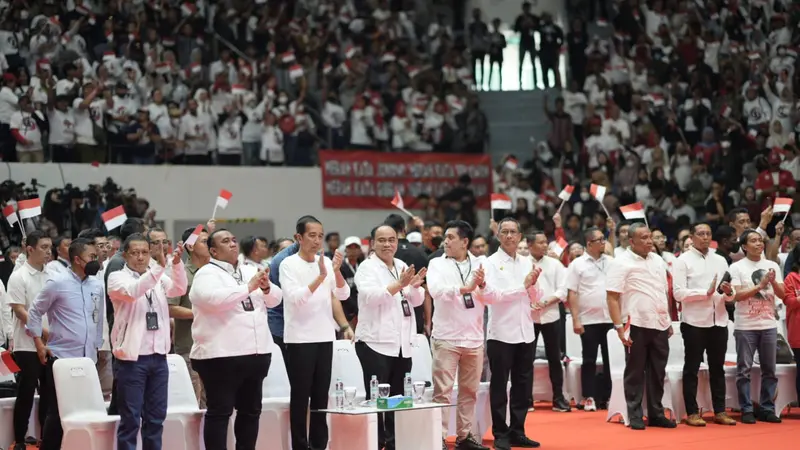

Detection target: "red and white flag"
[345, 45, 357, 59]
[281, 51, 295, 64]
[490, 193, 512, 210]
[620, 202, 646, 220]
[102, 206, 127, 231]
[0, 349, 20, 376]
[216, 189, 233, 209]
[17, 198, 42, 220]
[549, 237, 568, 257]
[557, 185, 574, 201]
[184, 224, 204, 246]
[181, 2, 197, 16]
[391, 188, 405, 210]
[590, 183, 607, 201]
[231, 84, 247, 95]
[720, 105, 732, 118]
[774, 197, 793, 214]
[102, 51, 116, 61]
[504, 156, 518, 171]
[289, 64, 304, 80]
[3, 204, 17, 226]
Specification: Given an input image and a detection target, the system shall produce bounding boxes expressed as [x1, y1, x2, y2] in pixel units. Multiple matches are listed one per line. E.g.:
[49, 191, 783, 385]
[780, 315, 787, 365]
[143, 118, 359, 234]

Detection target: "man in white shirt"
[613, 221, 631, 257]
[7, 230, 52, 450]
[47, 95, 76, 162]
[240, 235, 269, 269]
[528, 230, 570, 412]
[354, 225, 426, 450]
[606, 223, 676, 430]
[107, 233, 187, 450]
[672, 223, 737, 426]
[427, 220, 490, 450]
[146, 227, 170, 269]
[729, 229, 785, 424]
[566, 227, 614, 412]
[278, 216, 352, 450]
[9, 95, 45, 163]
[46, 236, 72, 278]
[189, 228, 282, 448]
[482, 218, 542, 450]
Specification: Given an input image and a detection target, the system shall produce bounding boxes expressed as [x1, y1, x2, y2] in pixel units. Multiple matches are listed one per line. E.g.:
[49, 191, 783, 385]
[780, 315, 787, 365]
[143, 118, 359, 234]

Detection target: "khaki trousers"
[431, 339, 483, 440]
[18, 150, 44, 162]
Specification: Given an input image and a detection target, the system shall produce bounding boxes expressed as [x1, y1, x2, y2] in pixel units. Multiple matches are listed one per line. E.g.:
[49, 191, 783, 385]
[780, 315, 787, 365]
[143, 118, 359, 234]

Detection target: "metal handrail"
[207, 28, 254, 66]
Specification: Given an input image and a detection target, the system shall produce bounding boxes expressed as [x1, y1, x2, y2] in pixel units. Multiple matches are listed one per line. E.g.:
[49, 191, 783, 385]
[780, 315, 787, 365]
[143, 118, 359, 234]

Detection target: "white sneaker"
[584, 397, 597, 412]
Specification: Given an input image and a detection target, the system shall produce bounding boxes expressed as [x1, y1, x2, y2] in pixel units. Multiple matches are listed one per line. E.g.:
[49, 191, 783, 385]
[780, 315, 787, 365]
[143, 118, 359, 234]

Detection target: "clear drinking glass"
[377, 383, 391, 398]
[413, 381, 426, 402]
[343, 387, 357, 409]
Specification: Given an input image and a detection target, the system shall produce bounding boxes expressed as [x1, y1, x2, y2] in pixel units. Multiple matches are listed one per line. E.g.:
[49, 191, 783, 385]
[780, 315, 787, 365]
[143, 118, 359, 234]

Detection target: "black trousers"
[624, 326, 669, 420]
[681, 323, 728, 415]
[272, 334, 286, 359]
[487, 340, 534, 440]
[192, 354, 272, 450]
[50, 144, 75, 162]
[533, 321, 565, 400]
[13, 351, 47, 443]
[108, 355, 119, 415]
[580, 323, 612, 402]
[354, 342, 411, 450]
[285, 342, 333, 450]
[39, 357, 61, 450]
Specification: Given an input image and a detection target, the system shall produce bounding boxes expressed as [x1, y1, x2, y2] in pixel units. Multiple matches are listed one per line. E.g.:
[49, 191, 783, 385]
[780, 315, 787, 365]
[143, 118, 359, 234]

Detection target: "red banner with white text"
[319, 150, 493, 209]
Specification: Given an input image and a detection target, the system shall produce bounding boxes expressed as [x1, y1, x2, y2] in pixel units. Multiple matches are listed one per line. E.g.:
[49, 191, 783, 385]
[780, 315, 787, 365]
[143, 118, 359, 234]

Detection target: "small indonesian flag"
[76, 5, 92, 15]
[322, 63, 333, 75]
[381, 52, 396, 63]
[345, 45, 357, 59]
[774, 197, 793, 214]
[231, 84, 247, 95]
[590, 183, 606, 201]
[162, 38, 175, 47]
[281, 51, 295, 64]
[190, 62, 202, 74]
[181, 2, 198, 16]
[558, 185, 574, 201]
[748, 51, 761, 60]
[620, 202, 646, 220]
[720, 105, 732, 118]
[184, 224, 204, 246]
[504, 156, 518, 171]
[0, 349, 20, 376]
[644, 93, 665, 106]
[407, 66, 420, 79]
[3, 204, 17, 226]
[216, 189, 233, 209]
[102, 51, 116, 61]
[748, 128, 758, 140]
[156, 62, 170, 74]
[596, 19, 608, 26]
[787, 48, 798, 58]
[61, 33, 71, 45]
[391, 188, 404, 210]
[549, 237, 568, 257]
[102, 206, 127, 231]
[289, 64, 304, 80]
[17, 198, 42, 220]
[37, 59, 51, 72]
[491, 193, 512, 210]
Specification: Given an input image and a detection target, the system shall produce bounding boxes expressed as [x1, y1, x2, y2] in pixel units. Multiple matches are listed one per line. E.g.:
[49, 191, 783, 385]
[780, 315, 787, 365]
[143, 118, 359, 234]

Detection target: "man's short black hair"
[145, 227, 166, 243]
[714, 225, 736, 242]
[180, 226, 207, 254]
[53, 235, 70, 249]
[444, 220, 473, 242]
[726, 208, 749, 224]
[496, 217, 521, 233]
[122, 233, 148, 252]
[207, 229, 230, 250]
[120, 218, 146, 241]
[384, 214, 406, 234]
[527, 230, 547, 243]
[269, 238, 292, 254]
[77, 228, 106, 241]
[583, 227, 603, 244]
[424, 220, 443, 230]
[295, 215, 321, 235]
[241, 235, 268, 257]
[324, 232, 339, 242]
[68, 238, 94, 262]
[690, 222, 712, 235]
[26, 230, 49, 249]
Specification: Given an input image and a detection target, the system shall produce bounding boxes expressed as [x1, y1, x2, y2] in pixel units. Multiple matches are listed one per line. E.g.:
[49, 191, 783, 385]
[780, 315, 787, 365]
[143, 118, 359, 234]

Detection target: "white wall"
[7, 163, 489, 239]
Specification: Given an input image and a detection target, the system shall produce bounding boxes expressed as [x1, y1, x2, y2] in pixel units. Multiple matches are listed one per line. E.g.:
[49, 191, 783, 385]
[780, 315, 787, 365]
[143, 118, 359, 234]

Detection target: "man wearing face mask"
[26, 238, 105, 450]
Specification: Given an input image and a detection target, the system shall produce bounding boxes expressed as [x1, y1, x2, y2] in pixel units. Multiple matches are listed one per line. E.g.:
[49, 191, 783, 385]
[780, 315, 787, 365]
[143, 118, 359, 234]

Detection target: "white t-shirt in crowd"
[72, 98, 105, 145]
[730, 257, 783, 331]
[179, 113, 212, 155]
[9, 111, 43, 152]
[0, 86, 18, 123]
[48, 108, 77, 145]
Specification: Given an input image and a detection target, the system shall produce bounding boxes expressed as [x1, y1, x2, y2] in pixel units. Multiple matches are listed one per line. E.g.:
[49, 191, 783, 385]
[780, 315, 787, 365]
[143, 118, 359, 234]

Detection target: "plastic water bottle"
[334, 378, 344, 409]
[369, 375, 379, 403]
[403, 372, 413, 397]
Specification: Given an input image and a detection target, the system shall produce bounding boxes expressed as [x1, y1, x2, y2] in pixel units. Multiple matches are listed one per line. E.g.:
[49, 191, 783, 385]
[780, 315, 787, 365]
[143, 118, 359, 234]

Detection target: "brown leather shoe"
[714, 412, 737, 425]
[684, 414, 707, 427]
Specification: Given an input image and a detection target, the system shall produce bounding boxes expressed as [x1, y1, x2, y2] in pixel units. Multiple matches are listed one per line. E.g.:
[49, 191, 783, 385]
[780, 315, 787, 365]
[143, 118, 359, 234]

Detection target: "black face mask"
[431, 236, 444, 248]
[729, 242, 740, 254]
[84, 260, 101, 276]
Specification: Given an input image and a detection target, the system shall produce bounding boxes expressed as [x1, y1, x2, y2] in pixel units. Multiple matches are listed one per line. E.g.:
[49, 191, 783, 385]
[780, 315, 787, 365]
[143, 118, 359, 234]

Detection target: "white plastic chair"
[774, 363, 798, 418]
[163, 354, 205, 450]
[52, 357, 120, 450]
[564, 315, 583, 402]
[0, 369, 15, 449]
[258, 347, 291, 450]
[410, 334, 433, 386]
[329, 340, 366, 403]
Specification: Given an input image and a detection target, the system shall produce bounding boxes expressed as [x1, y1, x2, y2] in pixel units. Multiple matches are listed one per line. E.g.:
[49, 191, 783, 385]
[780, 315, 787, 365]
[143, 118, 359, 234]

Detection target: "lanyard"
[145, 291, 155, 311]
[452, 257, 472, 286]
[208, 261, 244, 285]
[386, 263, 405, 298]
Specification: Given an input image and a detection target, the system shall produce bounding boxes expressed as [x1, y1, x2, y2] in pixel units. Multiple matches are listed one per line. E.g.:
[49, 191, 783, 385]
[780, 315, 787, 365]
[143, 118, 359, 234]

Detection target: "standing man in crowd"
[672, 222, 737, 426]
[27, 238, 105, 450]
[190, 229, 282, 449]
[606, 223, 676, 431]
[107, 234, 187, 450]
[8, 230, 53, 450]
[46, 237, 71, 277]
[529, 230, 570, 412]
[354, 224, 426, 450]
[268, 237, 299, 355]
[240, 236, 269, 268]
[566, 227, 614, 411]
[168, 225, 212, 408]
[385, 214, 430, 334]
[483, 218, 542, 449]
[427, 220, 490, 450]
[279, 216, 352, 450]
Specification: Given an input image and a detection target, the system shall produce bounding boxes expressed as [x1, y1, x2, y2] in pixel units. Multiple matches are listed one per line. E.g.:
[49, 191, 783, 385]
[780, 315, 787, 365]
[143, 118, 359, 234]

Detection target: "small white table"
[315, 402, 454, 450]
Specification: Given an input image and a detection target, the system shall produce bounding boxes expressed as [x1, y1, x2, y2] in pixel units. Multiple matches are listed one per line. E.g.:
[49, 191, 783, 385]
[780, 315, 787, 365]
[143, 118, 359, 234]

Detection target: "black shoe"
[648, 416, 677, 428]
[741, 412, 756, 424]
[455, 434, 489, 450]
[493, 438, 510, 450]
[13, 443, 27, 450]
[443, 438, 448, 450]
[509, 435, 541, 448]
[552, 397, 571, 412]
[630, 417, 646, 430]
[757, 411, 782, 423]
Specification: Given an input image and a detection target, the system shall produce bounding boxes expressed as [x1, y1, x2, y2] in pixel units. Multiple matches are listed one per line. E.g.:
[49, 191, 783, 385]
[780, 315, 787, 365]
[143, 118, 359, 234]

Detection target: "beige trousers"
[18, 150, 44, 163]
[431, 339, 483, 440]
[181, 352, 207, 409]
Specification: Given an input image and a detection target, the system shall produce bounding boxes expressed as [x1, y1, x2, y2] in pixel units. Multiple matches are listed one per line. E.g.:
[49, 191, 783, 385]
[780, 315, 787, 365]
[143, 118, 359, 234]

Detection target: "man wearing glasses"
[565, 228, 613, 412]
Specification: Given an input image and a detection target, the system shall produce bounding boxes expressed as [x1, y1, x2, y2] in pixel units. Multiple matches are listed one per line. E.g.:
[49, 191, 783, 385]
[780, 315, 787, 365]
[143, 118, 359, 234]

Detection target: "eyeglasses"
[588, 237, 606, 244]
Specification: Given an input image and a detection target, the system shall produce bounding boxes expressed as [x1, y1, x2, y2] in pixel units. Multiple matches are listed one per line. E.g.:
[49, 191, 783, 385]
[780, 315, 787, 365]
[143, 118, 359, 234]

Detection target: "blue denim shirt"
[268, 242, 299, 338]
[27, 271, 105, 362]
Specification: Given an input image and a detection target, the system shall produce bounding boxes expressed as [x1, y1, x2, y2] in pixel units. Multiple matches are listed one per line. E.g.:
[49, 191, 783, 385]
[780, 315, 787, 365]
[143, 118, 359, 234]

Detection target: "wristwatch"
[613, 323, 624, 330]
[339, 324, 351, 332]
